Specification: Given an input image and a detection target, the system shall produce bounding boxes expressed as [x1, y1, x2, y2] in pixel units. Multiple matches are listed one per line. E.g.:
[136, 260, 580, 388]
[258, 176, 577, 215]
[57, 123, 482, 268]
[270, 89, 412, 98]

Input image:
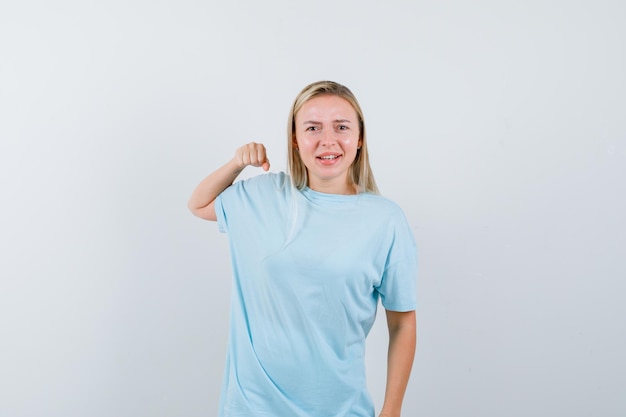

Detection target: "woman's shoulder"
[240, 171, 290, 188]
[358, 192, 412, 227]
[360, 192, 405, 213]
[235, 171, 292, 197]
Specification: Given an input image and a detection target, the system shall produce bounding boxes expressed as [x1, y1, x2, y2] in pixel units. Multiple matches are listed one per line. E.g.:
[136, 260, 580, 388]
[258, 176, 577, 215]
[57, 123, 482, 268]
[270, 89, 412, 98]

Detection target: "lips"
[316, 152, 342, 160]
[315, 153, 342, 166]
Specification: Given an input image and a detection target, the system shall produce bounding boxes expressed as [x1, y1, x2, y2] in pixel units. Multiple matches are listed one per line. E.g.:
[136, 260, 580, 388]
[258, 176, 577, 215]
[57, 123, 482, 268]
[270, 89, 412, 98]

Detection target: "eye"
[337, 125, 349, 130]
[306, 126, 319, 131]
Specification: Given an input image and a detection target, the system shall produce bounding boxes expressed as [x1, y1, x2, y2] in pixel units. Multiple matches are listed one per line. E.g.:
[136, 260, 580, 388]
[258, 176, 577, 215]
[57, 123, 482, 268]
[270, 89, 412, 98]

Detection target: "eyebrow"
[302, 119, 353, 125]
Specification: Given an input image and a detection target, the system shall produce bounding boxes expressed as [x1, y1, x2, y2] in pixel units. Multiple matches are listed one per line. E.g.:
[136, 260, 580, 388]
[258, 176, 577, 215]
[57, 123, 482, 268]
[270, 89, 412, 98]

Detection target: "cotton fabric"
[214, 172, 417, 417]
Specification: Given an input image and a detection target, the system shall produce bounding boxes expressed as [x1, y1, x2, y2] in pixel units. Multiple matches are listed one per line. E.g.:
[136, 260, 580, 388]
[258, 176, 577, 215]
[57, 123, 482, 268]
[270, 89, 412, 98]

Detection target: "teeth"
[320, 155, 338, 160]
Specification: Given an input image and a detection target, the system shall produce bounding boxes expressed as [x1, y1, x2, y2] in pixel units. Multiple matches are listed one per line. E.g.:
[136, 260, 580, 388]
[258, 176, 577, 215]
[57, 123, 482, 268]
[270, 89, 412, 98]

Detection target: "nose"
[320, 129, 337, 146]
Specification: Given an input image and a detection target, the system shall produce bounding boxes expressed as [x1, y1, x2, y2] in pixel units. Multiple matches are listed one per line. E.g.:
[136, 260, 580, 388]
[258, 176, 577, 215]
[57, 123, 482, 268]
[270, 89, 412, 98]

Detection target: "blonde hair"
[287, 81, 379, 194]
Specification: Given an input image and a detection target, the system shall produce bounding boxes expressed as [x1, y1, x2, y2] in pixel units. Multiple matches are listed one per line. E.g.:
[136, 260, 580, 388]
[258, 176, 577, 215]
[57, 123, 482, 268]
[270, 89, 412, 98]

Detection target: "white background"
[1, 0, 624, 416]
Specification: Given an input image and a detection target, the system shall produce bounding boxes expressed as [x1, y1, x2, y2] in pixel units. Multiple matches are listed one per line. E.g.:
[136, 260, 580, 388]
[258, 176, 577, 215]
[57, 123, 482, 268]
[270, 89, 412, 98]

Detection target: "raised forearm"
[187, 158, 243, 214]
[188, 142, 270, 220]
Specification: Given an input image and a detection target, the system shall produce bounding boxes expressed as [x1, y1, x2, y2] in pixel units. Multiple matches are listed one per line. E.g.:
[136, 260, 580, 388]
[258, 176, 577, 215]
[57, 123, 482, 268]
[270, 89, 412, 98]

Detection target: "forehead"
[296, 95, 357, 121]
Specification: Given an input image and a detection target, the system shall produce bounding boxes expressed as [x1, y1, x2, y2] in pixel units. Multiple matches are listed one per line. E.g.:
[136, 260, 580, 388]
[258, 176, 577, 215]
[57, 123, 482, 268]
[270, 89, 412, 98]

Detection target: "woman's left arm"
[379, 309, 416, 417]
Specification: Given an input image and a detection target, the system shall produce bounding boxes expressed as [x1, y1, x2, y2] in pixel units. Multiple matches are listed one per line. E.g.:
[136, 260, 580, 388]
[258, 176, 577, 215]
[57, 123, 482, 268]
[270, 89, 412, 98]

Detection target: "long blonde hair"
[287, 81, 379, 194]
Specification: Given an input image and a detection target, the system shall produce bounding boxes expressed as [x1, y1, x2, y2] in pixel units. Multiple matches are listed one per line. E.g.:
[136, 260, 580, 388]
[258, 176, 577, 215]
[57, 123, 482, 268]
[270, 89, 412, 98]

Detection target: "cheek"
[341, 136, 359, 148]
[297, 137, 312, 150]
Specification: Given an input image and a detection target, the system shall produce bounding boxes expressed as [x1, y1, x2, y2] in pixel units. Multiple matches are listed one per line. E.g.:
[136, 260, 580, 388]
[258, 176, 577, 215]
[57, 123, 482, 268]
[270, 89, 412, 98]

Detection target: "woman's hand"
[233, 142, 270, 171]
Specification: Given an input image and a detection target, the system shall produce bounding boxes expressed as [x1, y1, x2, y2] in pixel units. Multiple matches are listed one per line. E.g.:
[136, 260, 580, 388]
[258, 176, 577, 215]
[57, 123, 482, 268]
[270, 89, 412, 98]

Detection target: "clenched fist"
[233, 142, 270, 171]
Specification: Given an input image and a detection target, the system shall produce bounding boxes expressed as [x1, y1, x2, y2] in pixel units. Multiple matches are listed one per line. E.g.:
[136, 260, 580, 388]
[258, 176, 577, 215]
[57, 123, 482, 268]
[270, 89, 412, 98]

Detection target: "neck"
[308, 178, 357, 195]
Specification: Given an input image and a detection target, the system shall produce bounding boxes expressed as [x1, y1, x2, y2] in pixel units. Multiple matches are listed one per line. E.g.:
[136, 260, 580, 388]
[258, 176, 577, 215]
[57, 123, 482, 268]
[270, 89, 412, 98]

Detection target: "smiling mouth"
[318, 155, 340, 160]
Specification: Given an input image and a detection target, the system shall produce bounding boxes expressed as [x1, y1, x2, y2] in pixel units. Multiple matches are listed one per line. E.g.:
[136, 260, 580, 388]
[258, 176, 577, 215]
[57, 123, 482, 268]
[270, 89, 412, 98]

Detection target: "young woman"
[188, 81, 417, 417]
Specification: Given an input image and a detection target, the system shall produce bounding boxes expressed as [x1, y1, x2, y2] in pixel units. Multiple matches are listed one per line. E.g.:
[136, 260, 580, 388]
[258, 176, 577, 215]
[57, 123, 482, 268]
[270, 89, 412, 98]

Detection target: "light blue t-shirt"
[214, 172, 417, 417]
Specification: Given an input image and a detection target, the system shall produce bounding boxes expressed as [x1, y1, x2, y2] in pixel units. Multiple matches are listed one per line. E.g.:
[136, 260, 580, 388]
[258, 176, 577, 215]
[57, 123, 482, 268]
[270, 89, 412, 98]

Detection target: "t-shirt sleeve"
[375, 211, 418, 312]
[214, 186, 231, 233]
[214, 176, 256, 234]
[214, 172, 288, 234]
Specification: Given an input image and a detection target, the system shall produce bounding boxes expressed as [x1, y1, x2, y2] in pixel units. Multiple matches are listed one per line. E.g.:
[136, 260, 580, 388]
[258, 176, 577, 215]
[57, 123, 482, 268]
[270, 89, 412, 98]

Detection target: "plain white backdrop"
[1, 0, 624, 416]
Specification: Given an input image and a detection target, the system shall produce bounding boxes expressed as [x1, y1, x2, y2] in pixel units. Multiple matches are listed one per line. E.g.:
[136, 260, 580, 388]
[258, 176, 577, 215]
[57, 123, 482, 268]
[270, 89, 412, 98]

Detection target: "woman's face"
[293, 95, 361, 194]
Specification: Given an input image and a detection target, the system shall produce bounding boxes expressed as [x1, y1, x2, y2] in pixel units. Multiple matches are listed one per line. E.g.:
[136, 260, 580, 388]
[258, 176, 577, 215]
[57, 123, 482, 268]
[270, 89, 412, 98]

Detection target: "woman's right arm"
[187, 142, 270, 221]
